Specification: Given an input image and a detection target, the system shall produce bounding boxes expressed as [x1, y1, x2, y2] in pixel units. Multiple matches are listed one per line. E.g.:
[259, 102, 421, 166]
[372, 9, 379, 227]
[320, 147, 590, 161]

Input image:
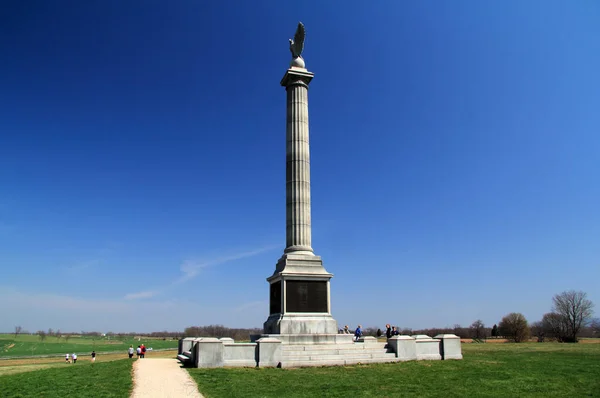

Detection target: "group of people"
[64, 353, 78, 363]
[384, 324, 400, 338]
[340, 324, 402, 341]
[128, 344, 147, 358]
[341, 324, 364, 341]
[65, 351, 95, 363]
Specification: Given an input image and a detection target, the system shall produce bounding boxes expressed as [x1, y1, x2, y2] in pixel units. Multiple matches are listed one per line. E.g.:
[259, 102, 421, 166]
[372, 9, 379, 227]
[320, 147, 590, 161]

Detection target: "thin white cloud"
[124, 290, 158, 300]
[124, 244, 279, 300]
[0, 287, 194, 333]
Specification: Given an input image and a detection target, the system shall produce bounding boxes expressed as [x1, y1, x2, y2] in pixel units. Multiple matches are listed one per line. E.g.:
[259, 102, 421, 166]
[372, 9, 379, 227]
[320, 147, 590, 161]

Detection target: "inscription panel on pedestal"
[270, 281, 281, 314]
[286, 281, 327, 313]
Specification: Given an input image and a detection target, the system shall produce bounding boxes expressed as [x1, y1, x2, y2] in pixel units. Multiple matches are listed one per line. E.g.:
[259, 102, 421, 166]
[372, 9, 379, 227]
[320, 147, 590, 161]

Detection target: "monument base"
[253, 333, 354, 345]
[177, 334, 463, 368]
[263, 313, 338, 335]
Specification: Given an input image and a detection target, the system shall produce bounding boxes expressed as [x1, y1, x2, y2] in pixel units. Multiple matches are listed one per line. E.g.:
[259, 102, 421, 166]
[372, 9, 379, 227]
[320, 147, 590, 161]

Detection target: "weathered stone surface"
[257, 337, 282, 367]
[356, 336, 378, 344]
[194, 338, 223, 368]
[434, 334, 463, 360]
[223, 342, 256, 367]
[415, 337, 442, 360]
[281, 67, 315, 256]
[387, 335, 417, 361]
[264, 314, 338, 335]
[179, 337, 196, 355]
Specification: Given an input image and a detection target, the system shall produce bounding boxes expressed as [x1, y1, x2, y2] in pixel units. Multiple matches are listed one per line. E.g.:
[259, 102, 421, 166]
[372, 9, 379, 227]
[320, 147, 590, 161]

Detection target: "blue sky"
[1, 1, 599, 333]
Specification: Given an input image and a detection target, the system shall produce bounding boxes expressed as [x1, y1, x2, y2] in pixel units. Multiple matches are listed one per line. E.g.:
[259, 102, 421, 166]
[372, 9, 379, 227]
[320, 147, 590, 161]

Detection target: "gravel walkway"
[131, 358, 204, 398]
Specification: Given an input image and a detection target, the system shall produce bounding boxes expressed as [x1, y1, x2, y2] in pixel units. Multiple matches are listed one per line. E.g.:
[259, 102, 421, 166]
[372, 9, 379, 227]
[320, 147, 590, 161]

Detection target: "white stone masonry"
[283, 68, 314, 255]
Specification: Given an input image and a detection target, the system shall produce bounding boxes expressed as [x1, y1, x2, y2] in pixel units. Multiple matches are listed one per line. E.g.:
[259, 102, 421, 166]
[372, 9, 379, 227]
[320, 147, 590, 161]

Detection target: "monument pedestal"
[263, 253, 338, 336]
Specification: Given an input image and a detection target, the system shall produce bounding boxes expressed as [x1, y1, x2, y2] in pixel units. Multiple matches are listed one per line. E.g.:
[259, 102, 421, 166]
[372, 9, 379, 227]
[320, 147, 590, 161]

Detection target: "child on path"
[72, 353, 77, 363]
[91, 351, 96, 362]
[65, 353, 70, 363]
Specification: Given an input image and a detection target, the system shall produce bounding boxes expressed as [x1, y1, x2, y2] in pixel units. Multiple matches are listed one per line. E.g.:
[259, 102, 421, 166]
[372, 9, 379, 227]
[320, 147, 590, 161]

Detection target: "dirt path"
[131, 358, 203, 398]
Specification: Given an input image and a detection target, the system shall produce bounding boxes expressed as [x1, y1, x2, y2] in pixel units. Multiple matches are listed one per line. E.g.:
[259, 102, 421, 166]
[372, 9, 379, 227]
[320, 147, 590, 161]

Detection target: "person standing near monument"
[385, 324, 392, 339]
[354, 325, 363, 341]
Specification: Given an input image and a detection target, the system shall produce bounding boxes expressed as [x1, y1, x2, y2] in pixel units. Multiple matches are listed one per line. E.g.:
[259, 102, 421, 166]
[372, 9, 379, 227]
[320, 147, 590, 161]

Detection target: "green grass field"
[1, 341, 599, 397]
[0, 359, 133, 398]
[0, 333, 178, 358]
[188, 343, 600, 397]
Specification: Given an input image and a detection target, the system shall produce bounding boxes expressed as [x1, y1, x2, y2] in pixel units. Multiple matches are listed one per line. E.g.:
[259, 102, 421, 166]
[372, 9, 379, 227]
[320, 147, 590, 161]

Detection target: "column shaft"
[285, 79, 313, 253]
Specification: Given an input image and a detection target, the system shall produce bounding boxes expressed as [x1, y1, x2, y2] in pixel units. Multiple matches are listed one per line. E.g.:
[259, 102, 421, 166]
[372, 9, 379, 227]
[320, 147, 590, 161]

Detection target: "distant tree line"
[11, 290, 596, 344]
[357, 290, 596, 343]
[183, 325, 262, 341]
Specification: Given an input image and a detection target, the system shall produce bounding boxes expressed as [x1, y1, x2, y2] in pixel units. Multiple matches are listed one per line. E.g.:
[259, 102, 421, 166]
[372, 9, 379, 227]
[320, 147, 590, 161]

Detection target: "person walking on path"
[65, 353, 70, 363]
[137, 346, 142, 358]
[128, 345, 134, 359]
[72, 353, 77, 363]
[91, 351, 96, 362]
[140, 344, 146, 358]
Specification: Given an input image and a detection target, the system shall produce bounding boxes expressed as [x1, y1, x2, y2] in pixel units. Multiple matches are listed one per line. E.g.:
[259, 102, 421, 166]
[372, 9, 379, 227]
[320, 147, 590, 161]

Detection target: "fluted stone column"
[262, 27, 339, 337]
[282, 68, 314, 255]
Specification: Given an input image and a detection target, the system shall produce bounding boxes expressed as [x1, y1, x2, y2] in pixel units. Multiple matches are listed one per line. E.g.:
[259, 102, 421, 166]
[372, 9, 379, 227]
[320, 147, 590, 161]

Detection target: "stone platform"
[176, 334, 462, 368]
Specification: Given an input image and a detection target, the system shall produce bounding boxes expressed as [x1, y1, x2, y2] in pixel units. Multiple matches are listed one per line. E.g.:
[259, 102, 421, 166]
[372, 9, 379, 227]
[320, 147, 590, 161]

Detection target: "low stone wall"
[414, 336, 442, 360]
[180, 333, 462, 368]
[387, 334, 462, 361]
[223, 342, 257, 367]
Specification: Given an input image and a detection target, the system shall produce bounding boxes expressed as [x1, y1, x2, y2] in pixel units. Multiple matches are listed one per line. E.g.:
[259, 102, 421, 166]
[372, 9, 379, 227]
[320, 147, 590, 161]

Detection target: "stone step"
[283, 352, 396, 362]
[177, 354, 191, 363]
[281, 356, 400, 368]
[282, 348, 393, 357]
[281, 343, 387, 352]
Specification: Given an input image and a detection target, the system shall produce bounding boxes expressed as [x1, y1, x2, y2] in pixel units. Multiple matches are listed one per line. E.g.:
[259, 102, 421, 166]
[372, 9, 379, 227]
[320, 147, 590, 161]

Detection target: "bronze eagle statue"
[289, 22, 305, 59]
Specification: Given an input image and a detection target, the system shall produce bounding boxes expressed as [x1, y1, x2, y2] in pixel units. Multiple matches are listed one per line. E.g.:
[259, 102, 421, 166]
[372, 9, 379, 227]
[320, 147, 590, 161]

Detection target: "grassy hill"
[0, 333, 178, 358]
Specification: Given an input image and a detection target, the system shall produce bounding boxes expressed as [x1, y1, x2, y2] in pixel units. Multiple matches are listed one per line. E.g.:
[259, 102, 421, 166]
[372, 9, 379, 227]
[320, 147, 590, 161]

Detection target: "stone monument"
[177, 23, 462, 367]
[263, 22, 338, 338]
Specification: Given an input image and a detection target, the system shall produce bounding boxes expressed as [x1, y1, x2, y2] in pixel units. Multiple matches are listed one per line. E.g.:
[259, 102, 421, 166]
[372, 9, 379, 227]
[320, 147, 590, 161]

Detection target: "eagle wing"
[292, 22, 305, 57]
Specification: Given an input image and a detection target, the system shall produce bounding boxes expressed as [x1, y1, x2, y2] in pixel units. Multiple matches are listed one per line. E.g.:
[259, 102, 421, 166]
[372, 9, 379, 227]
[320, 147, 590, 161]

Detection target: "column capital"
[281, 67, 314, 88]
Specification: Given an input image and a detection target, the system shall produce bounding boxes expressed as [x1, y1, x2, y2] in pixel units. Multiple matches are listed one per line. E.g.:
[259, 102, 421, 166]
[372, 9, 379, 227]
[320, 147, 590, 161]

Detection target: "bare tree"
[591, 318, 600, 336]
[499, 313, 530, 342]
[56, 329, 62, 342]
[38, 330, 47, 342]
[64, 334, 71, 343]
[469, 320, 486, 340]
[14, 326, 22, 338]
[552, 290, 595, 342]
[541, 312, 568, 342]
